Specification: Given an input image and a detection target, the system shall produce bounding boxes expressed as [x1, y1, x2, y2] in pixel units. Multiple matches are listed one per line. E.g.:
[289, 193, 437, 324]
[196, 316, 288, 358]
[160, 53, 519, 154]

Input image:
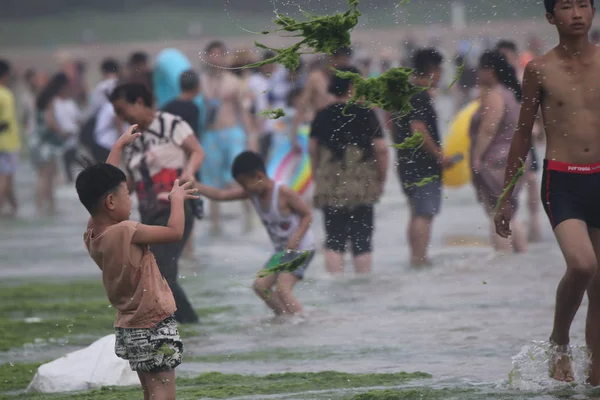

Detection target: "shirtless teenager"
[495, 0, 600, 385]
[290, 47, 353, 150]
[201, 41, 257, 234]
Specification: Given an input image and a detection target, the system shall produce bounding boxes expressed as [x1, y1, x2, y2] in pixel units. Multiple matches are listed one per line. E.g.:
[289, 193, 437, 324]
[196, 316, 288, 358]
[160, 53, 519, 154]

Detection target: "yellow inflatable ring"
[442, 100, 480, 188]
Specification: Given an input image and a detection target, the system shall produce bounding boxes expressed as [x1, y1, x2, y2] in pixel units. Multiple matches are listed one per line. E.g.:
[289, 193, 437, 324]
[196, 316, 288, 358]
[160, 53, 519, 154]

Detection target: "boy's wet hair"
[109, 82, 153, 107]
[545, 0, 594, 13]
[413, 48, 444, 76]
[328, 66, 361, 96]
[75, 163, 126, 215]
[180, 69, 199, 92]
[231, 151, 266, 179]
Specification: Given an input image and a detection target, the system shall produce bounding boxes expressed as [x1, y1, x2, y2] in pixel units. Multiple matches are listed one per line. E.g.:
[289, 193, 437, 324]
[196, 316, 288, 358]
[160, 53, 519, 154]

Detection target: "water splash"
[508, 340, 590, 390]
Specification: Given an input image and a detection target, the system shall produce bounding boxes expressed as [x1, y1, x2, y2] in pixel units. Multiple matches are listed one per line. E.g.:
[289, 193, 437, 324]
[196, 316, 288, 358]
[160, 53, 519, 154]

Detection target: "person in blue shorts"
[201, 41, 257, 234]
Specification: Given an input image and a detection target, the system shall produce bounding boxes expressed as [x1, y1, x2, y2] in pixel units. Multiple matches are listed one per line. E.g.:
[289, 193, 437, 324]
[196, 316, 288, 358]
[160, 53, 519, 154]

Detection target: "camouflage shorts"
[115, 316, 183, 373]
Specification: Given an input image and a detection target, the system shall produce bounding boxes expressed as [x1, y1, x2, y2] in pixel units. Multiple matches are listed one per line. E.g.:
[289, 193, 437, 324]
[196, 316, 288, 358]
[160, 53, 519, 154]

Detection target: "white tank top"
[251, 182, 315, 252]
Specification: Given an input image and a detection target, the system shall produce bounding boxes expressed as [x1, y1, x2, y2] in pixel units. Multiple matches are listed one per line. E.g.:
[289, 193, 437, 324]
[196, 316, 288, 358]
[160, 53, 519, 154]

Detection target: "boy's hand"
[167, 179, 199, 202]
[115, 124, 141, 148]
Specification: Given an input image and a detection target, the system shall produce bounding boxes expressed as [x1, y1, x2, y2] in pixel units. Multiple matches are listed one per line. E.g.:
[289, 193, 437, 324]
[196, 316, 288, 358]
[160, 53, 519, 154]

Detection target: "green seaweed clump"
[245, 0, 361, 71]
[493, 158, 526, 214]
[259, 108, 286, 120]
[391, 131, 424, 151]
[334, 67, 425, 115]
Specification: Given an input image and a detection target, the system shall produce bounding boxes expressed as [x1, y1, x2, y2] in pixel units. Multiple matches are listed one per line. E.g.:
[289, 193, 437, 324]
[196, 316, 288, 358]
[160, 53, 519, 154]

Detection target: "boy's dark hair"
[101, 58, 120, 75]
[109, 82, 153, 107]
[328, 66, 361, 96]
[205, 41, 226, 54]
[413, 48, 444, 75]
[332, 46, 353, 58]
[75, 163, 127, 215]
[287, 87, 303, 107]
[179, 69, 199, 92]
[231, 151, 266, 179]
[129, 51, 148, 66]
[0, 60, 10, 79]
[545, 0, 594, 13]
[496, 39, 518, 53]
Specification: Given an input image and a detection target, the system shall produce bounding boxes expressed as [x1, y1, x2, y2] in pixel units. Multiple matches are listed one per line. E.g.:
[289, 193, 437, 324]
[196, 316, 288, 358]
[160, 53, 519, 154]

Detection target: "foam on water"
[509, 340, 590, 391]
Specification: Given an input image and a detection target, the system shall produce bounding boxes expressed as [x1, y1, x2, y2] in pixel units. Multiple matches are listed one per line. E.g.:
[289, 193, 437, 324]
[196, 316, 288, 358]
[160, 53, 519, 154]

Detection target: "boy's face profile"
[547, 0, 595, 36]
[235, 172, 268, 195]
[103, 182, 132, 221]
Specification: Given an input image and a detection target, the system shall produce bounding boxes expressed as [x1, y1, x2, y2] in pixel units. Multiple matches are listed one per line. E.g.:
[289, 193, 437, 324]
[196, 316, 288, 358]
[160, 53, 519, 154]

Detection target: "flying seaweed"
[260, 108, 286, 120]
[244, 0, 361, 71]
[333, 67, 425, 116]
[449, 44, 472, 90]
[493, 159, 526, 214]
[257, 250, 312, 278]
[390, 131, 425, 151]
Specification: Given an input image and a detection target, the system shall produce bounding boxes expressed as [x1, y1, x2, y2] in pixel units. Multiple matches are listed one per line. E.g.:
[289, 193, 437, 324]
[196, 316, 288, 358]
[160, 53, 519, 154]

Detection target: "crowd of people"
[6, 0, 600, 395]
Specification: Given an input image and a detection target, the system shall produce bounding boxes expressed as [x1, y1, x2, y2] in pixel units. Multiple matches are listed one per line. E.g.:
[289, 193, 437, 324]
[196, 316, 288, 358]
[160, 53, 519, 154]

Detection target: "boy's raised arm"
[195, 183, 248, 201]
[132, 180, 199, 245]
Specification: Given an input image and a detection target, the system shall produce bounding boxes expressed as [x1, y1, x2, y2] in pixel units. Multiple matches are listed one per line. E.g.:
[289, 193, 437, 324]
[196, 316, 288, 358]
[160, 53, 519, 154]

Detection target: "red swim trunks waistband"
[545, 159, 600, 174]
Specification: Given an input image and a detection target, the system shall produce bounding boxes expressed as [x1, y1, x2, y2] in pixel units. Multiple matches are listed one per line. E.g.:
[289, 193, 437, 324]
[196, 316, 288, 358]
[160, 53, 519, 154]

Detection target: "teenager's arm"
[409, 120, 441, 160]
[500, 62, 541, 202]
[471, 90, 504, 164]
[195, 183, 249, 201]
[282, 186, 313, 250]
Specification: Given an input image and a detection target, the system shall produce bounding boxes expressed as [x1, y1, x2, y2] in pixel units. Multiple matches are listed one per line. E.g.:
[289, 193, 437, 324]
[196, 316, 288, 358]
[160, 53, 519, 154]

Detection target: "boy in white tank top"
[194, 151, 315, 318]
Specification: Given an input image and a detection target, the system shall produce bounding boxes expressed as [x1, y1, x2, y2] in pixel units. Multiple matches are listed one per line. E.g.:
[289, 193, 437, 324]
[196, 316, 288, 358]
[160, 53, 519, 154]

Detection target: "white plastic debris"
[26, 334, 139, 393]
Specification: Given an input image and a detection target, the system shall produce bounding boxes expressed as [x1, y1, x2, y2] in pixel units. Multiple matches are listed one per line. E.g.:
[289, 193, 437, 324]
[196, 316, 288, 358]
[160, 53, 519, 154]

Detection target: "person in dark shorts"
[309, 67, 389, 275]
[394, 48, 456, 267]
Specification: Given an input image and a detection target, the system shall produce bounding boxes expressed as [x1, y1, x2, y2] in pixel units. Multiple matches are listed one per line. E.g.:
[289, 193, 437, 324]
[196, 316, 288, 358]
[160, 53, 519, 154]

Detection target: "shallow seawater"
[0, 97, 593, 399]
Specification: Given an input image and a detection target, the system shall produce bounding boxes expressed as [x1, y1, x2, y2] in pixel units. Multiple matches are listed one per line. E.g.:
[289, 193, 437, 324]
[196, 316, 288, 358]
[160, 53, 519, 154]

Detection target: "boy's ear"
[105, 193, 116, 211]
[546, 12, 556, 25]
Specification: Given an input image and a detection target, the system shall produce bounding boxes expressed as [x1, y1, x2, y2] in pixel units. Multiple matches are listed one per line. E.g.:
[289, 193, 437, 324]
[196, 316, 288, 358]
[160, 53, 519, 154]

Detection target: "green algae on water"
[259, 108, 286, 120]
[245, 0, 361, 71]
[4, 371, 432, 399]
[334, 67, 424, 115]
[0, 362, 43, 392]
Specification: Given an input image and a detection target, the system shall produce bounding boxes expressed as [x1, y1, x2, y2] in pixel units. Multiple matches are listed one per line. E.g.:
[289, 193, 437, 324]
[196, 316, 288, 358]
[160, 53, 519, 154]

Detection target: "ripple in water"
[508, 340, 590, 390]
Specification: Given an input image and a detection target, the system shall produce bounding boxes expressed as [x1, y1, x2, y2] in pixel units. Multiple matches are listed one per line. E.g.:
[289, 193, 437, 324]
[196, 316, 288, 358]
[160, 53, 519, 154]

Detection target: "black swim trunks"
[541, 160, 600, 229]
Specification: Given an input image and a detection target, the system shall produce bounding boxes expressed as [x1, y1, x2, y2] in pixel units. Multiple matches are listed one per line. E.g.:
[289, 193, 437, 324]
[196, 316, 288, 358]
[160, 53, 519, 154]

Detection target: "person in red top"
[76, 125, 199, 400]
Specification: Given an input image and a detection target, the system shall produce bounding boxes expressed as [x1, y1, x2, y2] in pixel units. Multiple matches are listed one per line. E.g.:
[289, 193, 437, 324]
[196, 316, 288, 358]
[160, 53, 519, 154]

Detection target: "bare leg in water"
[35, 159, 57, 216]
[408, 208, 434, 267]
[548, 220, 597, 383]
[525, 170, 542, 242]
